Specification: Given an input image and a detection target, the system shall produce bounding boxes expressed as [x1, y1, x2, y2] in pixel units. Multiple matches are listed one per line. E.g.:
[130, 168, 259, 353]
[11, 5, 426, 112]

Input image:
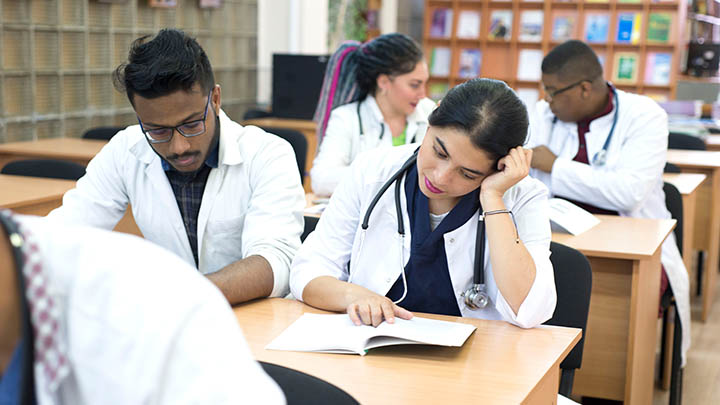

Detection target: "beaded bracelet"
[482, 209, 520, 244]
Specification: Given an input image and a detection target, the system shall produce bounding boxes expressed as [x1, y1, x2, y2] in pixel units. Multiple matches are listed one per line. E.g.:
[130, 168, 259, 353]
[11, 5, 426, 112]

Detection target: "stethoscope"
[356, 101, 417, 144]
[356, 152, 490, 310]
[549, 84, 619, 166]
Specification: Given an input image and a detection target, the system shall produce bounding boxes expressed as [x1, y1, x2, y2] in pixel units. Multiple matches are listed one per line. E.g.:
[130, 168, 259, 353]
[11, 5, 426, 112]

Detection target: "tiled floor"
[653, 271, 720, 405]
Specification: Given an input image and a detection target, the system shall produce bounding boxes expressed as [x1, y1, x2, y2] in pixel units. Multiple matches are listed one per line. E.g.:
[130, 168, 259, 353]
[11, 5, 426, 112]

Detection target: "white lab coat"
[48, 110, 305, 297]
[292, 145, 557, 329]
[526, 89, 691, 365]
[310, 95, 437, 196]
[14, 215, 285, 405]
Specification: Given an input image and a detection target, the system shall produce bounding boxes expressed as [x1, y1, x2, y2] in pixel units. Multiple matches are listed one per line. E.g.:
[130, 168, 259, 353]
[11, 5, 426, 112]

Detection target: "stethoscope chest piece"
[463, 283, 489, 310]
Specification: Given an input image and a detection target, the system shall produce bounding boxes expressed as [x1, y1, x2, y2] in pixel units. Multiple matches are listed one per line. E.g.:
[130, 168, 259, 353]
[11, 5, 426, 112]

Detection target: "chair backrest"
[663, 182, 683, 252]
[545, 242, 592, 397]
[260, 361, 359, 405]
[81, 126, 123, 141]
[1, 159, 86, 181]
[242, 108, 273, 120]
[301, 215, 319, 242]
[664, 162, 681, 173]
[262, 127, 307, 184]
[668, 132, 706, 151]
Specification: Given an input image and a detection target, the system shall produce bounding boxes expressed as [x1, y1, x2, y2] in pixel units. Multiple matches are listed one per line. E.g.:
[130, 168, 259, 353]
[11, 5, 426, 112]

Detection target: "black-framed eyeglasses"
[137, 92, 212, 144]
[543, 79, 590, 100]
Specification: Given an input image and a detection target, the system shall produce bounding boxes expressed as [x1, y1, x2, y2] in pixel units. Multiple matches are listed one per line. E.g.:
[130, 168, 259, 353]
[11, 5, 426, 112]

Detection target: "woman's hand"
[480, 146, 532, 202]
[347, 295, 413, 327]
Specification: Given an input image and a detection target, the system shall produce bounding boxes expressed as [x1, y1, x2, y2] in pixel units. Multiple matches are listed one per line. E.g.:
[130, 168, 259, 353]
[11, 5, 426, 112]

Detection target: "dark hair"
[541, 40, 603, 81]
[113, 29, 215, 104]
[428, 78, 528, 162]
[314, 33, 423, 144]
[355, 33, 422, 97]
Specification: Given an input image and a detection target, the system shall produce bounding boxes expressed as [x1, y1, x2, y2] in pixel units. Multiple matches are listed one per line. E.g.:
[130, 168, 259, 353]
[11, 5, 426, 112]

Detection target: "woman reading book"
[310, 33, 437, 196]
[291, 78, 556, 328]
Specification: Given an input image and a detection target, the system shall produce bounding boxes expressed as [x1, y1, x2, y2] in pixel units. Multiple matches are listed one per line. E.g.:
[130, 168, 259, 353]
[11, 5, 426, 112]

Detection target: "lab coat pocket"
[203, 215, 245, 273]
[206, 215, 245, 235]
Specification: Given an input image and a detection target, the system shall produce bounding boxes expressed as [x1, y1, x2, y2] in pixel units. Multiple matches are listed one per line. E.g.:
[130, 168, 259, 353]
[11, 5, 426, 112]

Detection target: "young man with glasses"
[48, 29, 305, 305]
[525, 40, 691, 366]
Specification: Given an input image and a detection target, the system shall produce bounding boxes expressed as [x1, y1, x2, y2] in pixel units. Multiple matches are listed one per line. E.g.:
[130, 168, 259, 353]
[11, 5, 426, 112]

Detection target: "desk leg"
[625, 249, 662, 405]
[681, 191, 697, 276]
[702, 169, 720, 321]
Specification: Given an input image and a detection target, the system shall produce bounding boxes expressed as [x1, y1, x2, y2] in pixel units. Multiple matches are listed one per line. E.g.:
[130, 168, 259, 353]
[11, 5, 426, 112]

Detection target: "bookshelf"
[423, 0, 688, 103]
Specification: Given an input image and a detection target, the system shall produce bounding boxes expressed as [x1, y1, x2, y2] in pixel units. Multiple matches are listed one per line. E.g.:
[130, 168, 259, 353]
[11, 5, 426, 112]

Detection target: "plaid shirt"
[163, 145, 219, 267]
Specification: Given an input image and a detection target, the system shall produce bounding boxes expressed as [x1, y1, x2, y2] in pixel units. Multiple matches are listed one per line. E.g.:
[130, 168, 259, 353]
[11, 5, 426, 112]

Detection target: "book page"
[266, 313, 476, 355]
[266, 313, 372, 355]
[549, 198, 601, 236]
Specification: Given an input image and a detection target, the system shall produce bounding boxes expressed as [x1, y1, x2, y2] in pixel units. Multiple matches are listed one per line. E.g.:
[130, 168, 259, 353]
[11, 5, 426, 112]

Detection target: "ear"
[376, 74, 391, 93]
[580, 81, 593, 98]
[212, 84, 222, 111]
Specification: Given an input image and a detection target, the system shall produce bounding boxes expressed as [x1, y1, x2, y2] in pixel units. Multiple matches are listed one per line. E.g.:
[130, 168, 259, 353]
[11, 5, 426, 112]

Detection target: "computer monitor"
[272, 54, 329, 120]
[686, 42, 720, 77]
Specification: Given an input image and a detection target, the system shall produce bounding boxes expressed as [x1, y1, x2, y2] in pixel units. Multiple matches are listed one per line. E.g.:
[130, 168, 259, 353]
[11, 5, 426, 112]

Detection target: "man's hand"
[531, 146, 557, 173]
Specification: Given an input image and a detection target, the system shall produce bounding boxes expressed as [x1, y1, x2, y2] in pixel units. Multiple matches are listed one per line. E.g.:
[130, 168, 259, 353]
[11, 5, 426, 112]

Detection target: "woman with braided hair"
[311, 33, 436, 196]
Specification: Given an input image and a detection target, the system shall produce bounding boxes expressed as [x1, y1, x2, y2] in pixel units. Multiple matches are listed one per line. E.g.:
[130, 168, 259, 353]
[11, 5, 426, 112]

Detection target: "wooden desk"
[234, 298, 580, 405]
[0, 174, 141, 236]
[705, 134, 720, 151]
[242, 118, 317, 192]
[0, 138, 107, 168]
[663, 172, 707, 273]
[666, 150, 720, 322]
[553, 216, 675, 404]
[0, 174, 76, 215]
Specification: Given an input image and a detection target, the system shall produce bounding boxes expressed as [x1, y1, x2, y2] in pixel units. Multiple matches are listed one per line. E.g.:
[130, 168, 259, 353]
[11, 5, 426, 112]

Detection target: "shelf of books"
[424, 0, 687, 105]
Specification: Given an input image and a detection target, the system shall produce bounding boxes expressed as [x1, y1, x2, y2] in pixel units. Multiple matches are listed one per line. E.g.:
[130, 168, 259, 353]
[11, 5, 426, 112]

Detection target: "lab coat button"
[449, 238, 455, 243]
[386, 277, 392, 283]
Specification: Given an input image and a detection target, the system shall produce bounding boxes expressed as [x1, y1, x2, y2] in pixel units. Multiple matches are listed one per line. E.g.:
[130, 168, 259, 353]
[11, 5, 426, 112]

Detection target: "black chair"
[667, 132, 706, 298]
[262, 127, 308, 185]
[668, 132, 706, 151]
[660, 182, 684, 405]
[260, 361, 359, 405]
[545, 242, 593, 397]
[664, 162, 681, 173]
[1, 159, 86, 181]
[301, 215, 319, 242]
[81, 126, 123, 141]
[243, 108, 273, 120]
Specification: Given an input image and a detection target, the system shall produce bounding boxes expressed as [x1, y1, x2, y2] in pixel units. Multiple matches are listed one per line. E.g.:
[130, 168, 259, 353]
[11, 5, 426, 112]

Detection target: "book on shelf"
[644, 52, 672, 85]
[429, 47, 451, 77]
[517, 88, 540, 110]
[585, 13, 610, 43]
[517, 49, 543, 81]
[613, 52, 639, 84]
[551, 10, 577, 42]
[616, 12, 642, 44]
[456, 10, 481, 39]
[430, 8, 454, 39]
[618, 0, 642, 3]
[458, 48, 482, 79]
[265, 313, 477, 356]
[428, 83, 450, 102]
[647, 13, 672, 44]
[519, 10, 544, 42]
[585, 0, 609, 3]
[488, 10, 513, 41]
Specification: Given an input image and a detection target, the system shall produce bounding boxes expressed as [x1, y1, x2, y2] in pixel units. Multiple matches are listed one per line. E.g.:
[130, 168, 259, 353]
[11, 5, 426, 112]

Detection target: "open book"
[549, 198, 601, 236]
[266, 313, 476, 356]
